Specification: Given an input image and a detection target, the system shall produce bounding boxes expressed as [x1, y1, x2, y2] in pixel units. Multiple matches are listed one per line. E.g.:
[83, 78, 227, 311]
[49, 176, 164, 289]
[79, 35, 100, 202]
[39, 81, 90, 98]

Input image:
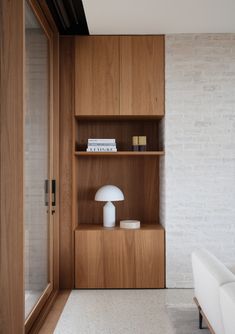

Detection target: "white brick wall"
[161, 34, 235, 288]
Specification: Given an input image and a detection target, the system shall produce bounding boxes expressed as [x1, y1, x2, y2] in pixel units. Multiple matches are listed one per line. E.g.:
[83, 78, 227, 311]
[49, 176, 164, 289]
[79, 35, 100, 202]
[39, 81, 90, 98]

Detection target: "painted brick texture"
[162, 34, 235, 287]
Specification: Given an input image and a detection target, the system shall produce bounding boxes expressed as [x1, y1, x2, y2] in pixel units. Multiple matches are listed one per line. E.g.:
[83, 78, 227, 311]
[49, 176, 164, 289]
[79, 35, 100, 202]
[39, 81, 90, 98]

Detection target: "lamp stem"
[103, 201, 115, 228]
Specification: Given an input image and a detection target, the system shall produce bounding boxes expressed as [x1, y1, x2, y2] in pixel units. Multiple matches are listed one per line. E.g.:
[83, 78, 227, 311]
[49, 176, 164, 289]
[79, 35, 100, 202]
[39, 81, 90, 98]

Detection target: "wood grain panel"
[52, 30, 60, 292]
[59, 36, 74, 289]
[76, 224, 163, 231]
[75, 151, 164, 156]
[120, 36, 165, 116]
[0, 0, 24, 332]
[75, 36, 120, 116]
[76, 156, 159, 225]
[103, 230, 135, 288]
[75, 230, 104, 288]
[75, 225, 164, 288]
[135, 229, 165, 288]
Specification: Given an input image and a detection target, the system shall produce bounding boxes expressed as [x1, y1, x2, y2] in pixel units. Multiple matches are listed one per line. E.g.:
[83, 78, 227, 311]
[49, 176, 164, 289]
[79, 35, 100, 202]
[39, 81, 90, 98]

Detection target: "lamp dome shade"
[95, 185, 124, 202]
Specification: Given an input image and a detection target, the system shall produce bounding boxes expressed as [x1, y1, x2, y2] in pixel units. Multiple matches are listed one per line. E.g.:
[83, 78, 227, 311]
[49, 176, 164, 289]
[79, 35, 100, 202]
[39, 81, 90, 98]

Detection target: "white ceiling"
[82, 0, 235, 34]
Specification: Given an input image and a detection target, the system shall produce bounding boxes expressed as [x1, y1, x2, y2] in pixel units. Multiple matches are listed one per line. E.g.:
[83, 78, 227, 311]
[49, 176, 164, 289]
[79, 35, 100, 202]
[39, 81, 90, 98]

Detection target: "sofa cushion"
[220, 282, 235, 334]
[192, 249, 235, 334]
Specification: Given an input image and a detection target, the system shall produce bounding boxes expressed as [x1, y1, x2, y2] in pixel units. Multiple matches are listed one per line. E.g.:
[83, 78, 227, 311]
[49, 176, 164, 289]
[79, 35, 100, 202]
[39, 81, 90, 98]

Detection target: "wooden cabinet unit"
[75, 225, 165, 289]
[71, 35, 165, 289]
[75, 36, 119, 116]
[120, 36, 164, 116]
[74, 35, 164, 117]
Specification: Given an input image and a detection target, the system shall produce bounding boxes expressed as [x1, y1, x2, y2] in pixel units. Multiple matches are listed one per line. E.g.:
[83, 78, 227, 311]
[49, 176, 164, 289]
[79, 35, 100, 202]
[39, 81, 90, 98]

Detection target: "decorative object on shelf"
[139, 136, 147, 151]
[87, 138, 117, 152]
[95, 185, 124, 228]
[132, 136, 139, 151]
[120, 220, 140, 229]
[132, 136, 147, 151]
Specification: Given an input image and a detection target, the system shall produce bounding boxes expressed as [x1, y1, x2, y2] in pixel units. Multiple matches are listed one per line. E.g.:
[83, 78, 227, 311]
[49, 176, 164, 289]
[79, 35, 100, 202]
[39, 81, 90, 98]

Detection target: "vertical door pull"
[52, 179, 56, 206]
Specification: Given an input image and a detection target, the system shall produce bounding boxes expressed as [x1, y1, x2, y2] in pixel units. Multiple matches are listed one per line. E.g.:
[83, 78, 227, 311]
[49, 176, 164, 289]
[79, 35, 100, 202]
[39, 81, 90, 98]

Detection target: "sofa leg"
[199, 311, 203, 329]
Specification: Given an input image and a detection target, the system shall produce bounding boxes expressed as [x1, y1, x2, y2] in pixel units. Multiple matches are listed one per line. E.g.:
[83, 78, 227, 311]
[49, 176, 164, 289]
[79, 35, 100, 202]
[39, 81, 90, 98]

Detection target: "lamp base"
[103, 201, 115, 228]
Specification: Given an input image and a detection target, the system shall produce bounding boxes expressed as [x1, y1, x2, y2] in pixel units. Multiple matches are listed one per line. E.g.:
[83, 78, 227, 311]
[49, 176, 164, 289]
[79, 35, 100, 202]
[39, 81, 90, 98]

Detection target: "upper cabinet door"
[120, 36, 164, 116]
[75, 36, 120, 116]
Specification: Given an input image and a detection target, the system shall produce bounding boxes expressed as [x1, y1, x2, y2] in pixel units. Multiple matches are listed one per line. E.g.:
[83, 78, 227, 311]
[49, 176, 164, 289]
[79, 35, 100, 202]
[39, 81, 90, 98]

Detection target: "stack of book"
[86, 139, 117, 152]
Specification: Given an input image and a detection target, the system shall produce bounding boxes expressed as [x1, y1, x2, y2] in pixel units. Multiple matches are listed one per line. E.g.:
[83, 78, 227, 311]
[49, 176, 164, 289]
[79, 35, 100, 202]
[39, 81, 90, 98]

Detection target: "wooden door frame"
[0, 0, 59, 333]
[24, 0, 59, 333]
[0, 0, 25, 333]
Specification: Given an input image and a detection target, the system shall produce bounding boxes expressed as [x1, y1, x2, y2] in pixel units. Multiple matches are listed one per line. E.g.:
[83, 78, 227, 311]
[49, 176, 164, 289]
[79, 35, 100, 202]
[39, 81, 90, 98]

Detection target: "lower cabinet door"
[103, 230, 135, 288]
[135, 230, 165, 288]
[75, 226, 165, 288]
[75, 230, 104, 288]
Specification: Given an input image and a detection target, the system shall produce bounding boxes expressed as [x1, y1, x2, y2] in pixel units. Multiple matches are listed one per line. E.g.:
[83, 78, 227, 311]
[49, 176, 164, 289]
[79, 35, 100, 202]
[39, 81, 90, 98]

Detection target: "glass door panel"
[24, 1, 52, 319]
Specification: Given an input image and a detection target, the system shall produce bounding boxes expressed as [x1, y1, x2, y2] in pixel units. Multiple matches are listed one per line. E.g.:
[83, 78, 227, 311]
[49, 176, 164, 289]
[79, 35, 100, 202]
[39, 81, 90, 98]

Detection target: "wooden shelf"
[75, 115, 164, 120]
[74, 151, 164, 157]
[76, 223, 164, 231]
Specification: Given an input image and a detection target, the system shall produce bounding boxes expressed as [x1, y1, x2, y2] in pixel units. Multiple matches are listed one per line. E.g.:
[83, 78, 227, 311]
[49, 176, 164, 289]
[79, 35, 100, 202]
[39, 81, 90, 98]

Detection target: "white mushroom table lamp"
[95, 185, 124, 228]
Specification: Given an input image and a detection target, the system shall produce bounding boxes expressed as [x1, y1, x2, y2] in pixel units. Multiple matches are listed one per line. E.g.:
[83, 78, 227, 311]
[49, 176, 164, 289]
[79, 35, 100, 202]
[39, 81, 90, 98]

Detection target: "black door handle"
[52, 179, 56, 206]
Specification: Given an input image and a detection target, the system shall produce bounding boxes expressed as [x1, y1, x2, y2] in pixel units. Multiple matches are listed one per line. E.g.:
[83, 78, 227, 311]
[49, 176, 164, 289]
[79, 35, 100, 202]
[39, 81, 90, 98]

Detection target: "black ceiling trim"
[45, 0, 89, 35]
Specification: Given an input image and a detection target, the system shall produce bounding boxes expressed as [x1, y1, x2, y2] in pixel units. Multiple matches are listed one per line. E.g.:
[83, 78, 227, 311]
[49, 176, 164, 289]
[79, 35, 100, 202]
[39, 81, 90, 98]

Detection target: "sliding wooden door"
[24, 0, 59, 332]
[0, 1, 59, 332]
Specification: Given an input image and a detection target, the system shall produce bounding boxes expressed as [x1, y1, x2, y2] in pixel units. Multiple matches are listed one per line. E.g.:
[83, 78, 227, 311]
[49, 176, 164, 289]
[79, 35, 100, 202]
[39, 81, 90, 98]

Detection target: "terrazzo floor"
[54, 289, 207, 334]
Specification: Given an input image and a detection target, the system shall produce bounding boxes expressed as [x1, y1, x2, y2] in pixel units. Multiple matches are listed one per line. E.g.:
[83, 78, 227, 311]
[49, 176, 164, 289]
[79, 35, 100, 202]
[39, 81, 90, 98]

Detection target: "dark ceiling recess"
[45, 0, 89, 35]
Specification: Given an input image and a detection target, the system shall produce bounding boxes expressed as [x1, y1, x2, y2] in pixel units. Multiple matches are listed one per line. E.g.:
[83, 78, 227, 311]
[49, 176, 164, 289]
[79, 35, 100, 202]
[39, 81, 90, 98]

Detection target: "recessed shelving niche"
[73, 117, 164, 226]
[74, 117, 164, 153]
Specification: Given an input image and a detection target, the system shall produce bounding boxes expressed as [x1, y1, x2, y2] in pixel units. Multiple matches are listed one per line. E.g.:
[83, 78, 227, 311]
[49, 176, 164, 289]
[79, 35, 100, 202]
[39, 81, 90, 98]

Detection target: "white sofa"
[192, 249, 235, 334]
[220, 282, 235, 334]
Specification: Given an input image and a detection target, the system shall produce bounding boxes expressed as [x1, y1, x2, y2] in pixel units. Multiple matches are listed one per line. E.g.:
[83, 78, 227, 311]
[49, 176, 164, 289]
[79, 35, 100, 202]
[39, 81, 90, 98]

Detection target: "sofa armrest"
[220, 282, 235, 334]
[192, 249, 235, 334]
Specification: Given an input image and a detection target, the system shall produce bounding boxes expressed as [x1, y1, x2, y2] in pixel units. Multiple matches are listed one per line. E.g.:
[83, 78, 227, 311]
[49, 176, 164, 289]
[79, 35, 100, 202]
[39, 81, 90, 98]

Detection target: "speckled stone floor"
[54, 289, 208, 334]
